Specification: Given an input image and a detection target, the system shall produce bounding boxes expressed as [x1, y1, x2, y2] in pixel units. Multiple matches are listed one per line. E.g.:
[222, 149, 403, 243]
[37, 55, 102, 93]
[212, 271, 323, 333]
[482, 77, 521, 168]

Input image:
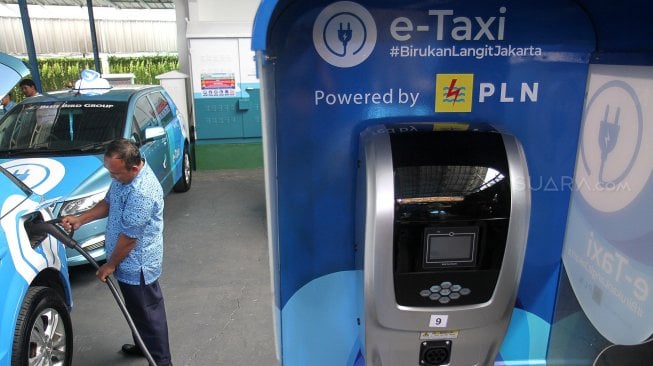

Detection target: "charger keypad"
[420, 281, 471, 304]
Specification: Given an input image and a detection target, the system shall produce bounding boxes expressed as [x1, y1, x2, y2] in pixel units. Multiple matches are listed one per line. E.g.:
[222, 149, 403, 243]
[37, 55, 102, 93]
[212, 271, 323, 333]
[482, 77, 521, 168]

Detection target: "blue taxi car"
[0, 51, 73, 365]
[0, 71, 192, 266]
[0, 164, 73, 365]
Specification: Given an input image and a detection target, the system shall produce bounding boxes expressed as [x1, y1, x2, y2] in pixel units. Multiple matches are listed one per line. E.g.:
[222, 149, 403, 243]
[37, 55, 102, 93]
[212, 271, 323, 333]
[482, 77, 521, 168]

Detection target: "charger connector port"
[419, 340, 451, 366]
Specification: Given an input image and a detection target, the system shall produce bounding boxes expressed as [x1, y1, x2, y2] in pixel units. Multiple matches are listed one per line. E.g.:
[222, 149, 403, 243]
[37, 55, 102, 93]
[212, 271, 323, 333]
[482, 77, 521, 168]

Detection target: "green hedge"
[38, 57, 97, 91]
[11, 55, 179, 102]
[108, 55, 179, 85]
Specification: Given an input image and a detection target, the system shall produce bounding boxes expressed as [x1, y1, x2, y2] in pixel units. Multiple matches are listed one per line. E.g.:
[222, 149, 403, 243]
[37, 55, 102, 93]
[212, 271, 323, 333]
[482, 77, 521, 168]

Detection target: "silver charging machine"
[356, 123, 530, 366]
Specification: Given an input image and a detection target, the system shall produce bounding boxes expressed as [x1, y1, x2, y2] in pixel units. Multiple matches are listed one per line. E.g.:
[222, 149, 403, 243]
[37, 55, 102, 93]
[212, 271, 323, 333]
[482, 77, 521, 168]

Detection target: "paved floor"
[69, 169, 278, 366]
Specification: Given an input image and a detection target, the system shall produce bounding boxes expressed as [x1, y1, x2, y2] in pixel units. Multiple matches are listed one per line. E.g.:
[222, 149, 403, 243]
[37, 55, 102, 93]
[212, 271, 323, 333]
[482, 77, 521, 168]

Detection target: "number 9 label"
[429, 314, 449, 328]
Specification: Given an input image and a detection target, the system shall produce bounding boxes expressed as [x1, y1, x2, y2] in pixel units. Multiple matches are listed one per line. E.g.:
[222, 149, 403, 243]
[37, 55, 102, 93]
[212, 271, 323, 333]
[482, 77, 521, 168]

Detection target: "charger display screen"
[423, 227, 478, 268]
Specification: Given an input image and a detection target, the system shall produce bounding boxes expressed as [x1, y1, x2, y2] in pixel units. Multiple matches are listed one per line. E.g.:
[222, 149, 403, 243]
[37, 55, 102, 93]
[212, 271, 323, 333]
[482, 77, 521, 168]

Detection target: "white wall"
[185, 0, 260, 38]
[177, 0, 262, 135]
[190, 0, 259, 24]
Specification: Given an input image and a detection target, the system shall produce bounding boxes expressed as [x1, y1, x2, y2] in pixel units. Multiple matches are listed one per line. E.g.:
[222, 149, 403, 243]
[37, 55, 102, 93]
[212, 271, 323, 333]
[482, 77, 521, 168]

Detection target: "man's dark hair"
[105, 138, 142, 168]
[19, 79, 36, 88]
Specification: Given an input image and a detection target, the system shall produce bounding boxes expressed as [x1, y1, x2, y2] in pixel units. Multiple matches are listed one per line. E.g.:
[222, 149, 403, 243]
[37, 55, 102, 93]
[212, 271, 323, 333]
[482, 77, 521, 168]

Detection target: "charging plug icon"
[598, 105, 620, 186]
[337, 22, 352, 56]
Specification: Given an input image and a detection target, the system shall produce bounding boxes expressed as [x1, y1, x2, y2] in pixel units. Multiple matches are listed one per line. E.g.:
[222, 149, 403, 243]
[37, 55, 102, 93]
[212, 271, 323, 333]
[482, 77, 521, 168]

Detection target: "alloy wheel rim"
[28, 308, 67, 366]
[184, 153, 191, 183]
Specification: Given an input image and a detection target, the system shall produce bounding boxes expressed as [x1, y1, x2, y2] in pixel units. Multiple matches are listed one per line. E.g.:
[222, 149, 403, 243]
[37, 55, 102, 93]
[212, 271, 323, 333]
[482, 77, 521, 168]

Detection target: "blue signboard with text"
[253, 1, 594, 364]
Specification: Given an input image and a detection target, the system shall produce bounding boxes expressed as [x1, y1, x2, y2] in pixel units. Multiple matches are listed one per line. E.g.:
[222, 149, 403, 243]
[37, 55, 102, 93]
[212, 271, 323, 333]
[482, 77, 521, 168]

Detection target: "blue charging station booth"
[252, 0, 652, 365]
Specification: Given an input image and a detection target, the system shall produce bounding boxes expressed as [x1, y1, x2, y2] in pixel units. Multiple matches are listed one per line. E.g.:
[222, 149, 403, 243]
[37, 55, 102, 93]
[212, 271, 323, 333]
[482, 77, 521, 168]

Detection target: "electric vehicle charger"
[27, 218, 158, 366]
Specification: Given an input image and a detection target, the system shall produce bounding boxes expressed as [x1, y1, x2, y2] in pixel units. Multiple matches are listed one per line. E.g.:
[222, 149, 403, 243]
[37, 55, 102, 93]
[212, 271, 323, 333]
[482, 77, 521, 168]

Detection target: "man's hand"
[96, 263, 116, 283]
[60, 215, 83, 232]
[96, 234, 136, 283]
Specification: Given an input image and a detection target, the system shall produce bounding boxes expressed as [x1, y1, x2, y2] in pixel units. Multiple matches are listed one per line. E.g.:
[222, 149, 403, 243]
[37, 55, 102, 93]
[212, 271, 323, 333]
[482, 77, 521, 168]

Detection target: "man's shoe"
[121, 344, 144, 357]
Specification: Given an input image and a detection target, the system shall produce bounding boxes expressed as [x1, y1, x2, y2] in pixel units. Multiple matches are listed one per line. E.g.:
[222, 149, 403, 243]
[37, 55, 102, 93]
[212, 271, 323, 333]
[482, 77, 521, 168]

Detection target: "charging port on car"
[23, 212, 48, 248]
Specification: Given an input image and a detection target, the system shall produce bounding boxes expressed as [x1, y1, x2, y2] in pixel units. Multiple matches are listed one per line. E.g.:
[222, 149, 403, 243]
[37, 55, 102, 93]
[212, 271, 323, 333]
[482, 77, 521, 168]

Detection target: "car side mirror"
[143, 126, 165, 142]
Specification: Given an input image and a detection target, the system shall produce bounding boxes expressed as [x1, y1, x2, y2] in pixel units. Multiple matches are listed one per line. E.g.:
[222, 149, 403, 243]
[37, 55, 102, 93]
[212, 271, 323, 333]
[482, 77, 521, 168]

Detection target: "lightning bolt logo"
[435, 73, 474, 113]
[446, 79, 461, 105]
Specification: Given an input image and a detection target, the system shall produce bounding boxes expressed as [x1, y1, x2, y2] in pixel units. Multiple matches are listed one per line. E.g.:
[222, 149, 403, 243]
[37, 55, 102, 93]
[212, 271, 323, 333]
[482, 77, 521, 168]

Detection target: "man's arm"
[61, 199, 109, 231]
[96, 233, 137, 282]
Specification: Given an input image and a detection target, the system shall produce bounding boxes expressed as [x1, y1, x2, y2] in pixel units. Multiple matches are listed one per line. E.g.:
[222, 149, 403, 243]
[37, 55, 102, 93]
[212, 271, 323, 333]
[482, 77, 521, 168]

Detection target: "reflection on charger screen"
[426, 231, 476, 265]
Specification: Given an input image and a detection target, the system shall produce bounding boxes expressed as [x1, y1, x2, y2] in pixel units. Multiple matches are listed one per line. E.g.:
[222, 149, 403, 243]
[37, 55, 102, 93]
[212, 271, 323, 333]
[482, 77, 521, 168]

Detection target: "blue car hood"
[0, 155, 109, 199]
[0, 52, 30, 97]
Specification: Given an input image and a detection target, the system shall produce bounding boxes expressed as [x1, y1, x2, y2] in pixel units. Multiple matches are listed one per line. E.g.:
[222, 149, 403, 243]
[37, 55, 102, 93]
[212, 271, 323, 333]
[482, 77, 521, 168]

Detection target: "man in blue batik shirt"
[62, 139, 172, 366]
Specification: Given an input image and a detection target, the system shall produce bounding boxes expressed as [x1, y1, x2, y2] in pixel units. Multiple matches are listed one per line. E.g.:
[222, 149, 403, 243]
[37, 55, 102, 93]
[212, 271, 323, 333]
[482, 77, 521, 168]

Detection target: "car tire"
[173, 146, 192, 192]
[11, 286, 73, 366]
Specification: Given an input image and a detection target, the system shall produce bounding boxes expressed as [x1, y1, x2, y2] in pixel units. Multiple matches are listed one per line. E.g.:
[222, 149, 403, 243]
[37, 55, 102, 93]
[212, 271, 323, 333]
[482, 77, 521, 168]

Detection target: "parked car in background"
[0, 70, 192, 266]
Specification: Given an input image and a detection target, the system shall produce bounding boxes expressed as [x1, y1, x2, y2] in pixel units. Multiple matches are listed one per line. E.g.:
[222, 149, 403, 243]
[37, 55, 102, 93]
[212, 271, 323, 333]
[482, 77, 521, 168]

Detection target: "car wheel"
[173, 146, 192, 192]
[12, 286, 73, 366]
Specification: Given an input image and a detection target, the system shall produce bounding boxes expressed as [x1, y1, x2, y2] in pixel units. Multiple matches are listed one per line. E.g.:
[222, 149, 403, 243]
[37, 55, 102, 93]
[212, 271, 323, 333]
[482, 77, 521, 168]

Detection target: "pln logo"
[313, 1, 377, 68]
[435, 74, 474, 113]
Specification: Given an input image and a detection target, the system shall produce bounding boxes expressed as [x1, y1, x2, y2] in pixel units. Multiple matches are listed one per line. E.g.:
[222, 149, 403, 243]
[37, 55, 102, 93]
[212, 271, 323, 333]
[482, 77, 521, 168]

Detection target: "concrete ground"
[68, 169, 278, 366]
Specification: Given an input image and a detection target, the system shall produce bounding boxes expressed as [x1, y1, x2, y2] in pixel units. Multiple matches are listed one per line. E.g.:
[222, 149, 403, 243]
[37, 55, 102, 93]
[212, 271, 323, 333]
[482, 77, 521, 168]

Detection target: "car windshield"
[0, 101, 126, 156]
